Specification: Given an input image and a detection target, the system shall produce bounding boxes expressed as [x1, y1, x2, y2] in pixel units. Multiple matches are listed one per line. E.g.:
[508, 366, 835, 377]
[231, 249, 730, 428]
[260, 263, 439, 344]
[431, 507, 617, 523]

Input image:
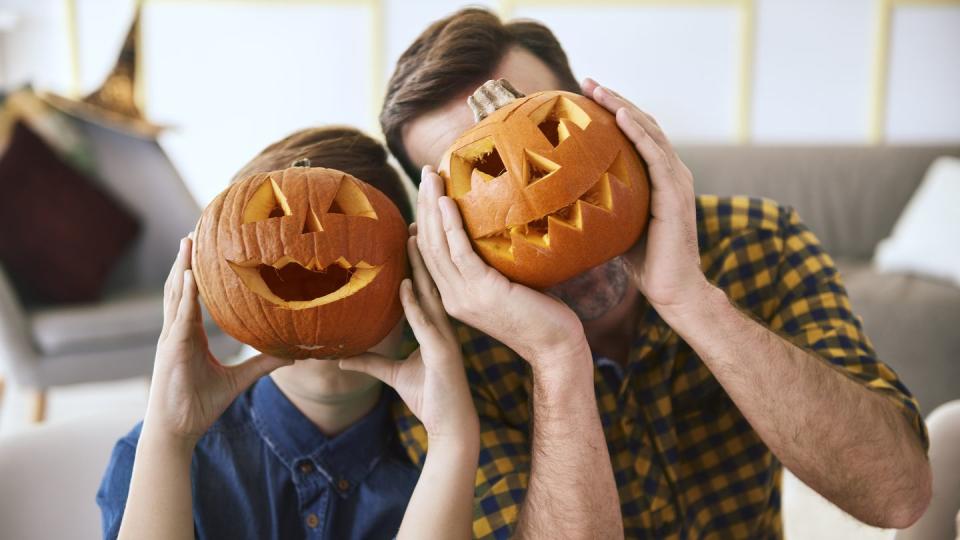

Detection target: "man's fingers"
[416, 168, 462, 291]
[591, 85, 671, 150]
[409, 222, 418, 236]
[338, 355, 399, 387]
[581, 77, 600, 97]
[438, 196, 488, 281]
[615, 108, 679, 194]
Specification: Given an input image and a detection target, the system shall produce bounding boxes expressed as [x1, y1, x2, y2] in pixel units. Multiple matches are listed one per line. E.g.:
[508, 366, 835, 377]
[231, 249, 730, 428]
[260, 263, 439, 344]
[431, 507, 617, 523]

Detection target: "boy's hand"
[340, 236, 478, 442]
[144, 237, 292, 447]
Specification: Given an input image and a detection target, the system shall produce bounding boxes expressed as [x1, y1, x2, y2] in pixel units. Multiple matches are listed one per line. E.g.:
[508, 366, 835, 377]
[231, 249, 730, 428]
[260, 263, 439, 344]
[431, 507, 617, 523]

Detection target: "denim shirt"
[96, 376, 419, 539]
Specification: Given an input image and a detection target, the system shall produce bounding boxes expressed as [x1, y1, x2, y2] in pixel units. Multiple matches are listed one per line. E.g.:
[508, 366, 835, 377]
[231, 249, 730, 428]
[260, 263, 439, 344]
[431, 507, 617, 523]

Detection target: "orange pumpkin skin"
[193, 167, 407, 360]
[438, 90, 650, 288]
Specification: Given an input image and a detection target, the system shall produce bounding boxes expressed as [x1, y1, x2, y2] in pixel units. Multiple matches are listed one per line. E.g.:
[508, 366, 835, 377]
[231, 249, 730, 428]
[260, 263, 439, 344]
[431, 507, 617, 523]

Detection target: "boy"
[97, 127, 479, 540]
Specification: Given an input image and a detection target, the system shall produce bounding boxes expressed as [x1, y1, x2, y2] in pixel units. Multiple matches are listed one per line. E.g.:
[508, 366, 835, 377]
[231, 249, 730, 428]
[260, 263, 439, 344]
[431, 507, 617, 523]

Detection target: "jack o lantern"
[193, 165, 407, 359]
[438, 79, 650, 288]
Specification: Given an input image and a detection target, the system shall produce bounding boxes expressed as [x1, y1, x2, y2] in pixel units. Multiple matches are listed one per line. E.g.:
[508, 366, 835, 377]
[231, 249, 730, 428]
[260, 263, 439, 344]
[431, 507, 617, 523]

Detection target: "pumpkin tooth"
[605, 150, 630, 186]
[474, 234, 515, 262]
[522, 149, 560, 186]
[577, 173, 613, 212]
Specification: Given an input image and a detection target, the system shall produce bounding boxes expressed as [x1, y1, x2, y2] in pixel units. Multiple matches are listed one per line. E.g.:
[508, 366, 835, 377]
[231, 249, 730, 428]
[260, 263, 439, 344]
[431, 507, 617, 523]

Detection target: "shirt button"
[298, 461, 314, 474]
[337, 478, 350, 492]
[305, 513, 319, 529]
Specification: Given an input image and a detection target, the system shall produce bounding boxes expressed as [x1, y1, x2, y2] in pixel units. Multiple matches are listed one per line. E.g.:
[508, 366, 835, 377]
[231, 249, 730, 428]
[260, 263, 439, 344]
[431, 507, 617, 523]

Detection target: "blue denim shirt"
[96, 376, 419, 539]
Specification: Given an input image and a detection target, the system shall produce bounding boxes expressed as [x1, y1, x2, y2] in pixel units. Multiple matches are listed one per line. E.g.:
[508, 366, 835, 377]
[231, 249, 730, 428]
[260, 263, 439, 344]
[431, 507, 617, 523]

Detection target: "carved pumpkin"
[193, 166, 407, 359]
[438, 80, 650, 288]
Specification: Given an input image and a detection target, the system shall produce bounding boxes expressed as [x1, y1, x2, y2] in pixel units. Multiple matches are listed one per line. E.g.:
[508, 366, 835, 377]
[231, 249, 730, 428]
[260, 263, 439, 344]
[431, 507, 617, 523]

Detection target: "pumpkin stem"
[291, 157, 312, 168]
[468, 79, 525, 122]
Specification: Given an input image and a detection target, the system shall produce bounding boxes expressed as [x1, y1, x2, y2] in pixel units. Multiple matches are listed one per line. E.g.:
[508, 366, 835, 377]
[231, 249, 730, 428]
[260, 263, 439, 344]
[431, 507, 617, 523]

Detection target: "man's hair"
[232, 126, 413, 223]
[380, 7, 580, 184]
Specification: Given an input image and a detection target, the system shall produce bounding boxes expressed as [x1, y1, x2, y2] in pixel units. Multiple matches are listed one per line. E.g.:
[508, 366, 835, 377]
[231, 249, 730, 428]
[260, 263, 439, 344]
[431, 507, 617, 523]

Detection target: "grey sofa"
[680, 145, 960, 416]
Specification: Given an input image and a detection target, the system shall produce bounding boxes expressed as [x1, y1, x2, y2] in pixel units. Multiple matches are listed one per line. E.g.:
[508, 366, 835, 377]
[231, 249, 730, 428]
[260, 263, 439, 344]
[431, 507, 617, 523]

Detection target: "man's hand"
[415, 167, 590, 374]
[582, 78, 712, 322]
[416, 165, 622, 540]
[582, 79, 931, 527]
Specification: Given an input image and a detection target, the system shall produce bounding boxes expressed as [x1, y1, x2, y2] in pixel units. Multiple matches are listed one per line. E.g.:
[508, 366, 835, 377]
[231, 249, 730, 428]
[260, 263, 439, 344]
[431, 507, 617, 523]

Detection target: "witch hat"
[42, 7, 165, 139]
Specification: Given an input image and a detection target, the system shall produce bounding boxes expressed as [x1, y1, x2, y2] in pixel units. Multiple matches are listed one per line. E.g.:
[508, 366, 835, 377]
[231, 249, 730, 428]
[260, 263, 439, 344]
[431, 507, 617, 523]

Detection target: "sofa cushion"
[837, 258, 960, 414]
[874, 156, 960, 287]
[28, 290, 221, 356]
[0, 121, 140, 304]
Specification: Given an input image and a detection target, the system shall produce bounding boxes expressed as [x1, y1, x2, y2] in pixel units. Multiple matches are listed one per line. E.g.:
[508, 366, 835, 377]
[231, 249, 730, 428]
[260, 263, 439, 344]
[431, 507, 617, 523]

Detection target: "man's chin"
[546, 257, 630, 321]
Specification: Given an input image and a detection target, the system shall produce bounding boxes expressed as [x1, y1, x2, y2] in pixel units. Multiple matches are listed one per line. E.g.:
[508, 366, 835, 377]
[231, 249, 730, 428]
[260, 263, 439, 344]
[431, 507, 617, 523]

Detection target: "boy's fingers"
[231, 354, 293, 390]
[161, 239, 188, 339]
[400, 279, 445, 348]
[408, 238, 447, 322]
[182, 237, 194, 270]
[182, 270, 202, 324]
[172, 271, 201, 340]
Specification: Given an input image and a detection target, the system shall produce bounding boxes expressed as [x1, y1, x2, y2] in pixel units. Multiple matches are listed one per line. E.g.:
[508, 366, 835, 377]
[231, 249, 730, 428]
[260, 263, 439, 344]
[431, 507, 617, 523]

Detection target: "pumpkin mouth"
[475, 149, 630, 259]
[227, 256, 382, 310]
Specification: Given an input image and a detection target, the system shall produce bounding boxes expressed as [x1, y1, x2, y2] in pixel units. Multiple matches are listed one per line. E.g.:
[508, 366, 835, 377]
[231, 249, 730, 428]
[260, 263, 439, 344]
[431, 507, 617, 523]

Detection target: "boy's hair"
[380, 7, 580, 184]
[232, 126, 413, 223]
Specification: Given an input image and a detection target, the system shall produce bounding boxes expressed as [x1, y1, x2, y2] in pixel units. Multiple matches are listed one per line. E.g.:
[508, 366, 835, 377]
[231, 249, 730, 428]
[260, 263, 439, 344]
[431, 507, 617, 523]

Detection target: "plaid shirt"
[391, 195, 927, 539]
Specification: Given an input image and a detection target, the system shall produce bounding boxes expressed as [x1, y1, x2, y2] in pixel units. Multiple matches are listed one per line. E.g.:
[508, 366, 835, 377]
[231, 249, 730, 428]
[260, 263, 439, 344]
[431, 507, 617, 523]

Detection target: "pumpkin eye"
[472, 144, 506, 179]
[529, 96, 592, 148]
[326, 176, 378, 220]
[447, 137, 506, 198]
[243, 178, 292, 223]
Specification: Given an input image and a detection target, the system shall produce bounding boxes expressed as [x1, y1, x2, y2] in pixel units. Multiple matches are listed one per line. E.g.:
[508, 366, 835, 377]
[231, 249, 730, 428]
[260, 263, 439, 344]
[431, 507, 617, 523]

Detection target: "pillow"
[0, 121, 141, 304]
[873, 156, 960, 286]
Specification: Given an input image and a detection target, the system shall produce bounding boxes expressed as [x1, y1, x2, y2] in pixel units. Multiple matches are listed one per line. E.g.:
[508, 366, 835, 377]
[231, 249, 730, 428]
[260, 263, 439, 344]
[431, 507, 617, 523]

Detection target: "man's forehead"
[401, 47, 566, 170]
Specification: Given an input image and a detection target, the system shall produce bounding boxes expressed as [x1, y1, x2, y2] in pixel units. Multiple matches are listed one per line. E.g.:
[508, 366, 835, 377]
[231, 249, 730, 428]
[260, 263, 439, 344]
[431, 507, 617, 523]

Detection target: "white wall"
[2, 0, 959, 204]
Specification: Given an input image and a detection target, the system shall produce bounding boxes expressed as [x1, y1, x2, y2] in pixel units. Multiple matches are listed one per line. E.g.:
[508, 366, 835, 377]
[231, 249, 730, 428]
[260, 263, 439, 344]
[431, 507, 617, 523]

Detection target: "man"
[380, 8, 931, 539]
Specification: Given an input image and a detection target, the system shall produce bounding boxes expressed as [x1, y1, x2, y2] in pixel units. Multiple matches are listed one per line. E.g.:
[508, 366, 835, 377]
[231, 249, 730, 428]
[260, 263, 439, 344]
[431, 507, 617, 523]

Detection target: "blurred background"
[3, 0, 958, 203]
[0, 1, 958, 539]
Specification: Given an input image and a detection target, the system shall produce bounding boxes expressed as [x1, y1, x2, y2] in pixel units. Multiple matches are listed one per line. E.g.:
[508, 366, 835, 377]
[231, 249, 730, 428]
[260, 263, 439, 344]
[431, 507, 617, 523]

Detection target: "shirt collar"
[250, 375, 396, 494]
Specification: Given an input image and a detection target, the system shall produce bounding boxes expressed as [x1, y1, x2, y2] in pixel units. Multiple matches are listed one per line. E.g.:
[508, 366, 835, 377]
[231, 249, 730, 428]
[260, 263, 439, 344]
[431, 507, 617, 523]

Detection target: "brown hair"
[232, 126, 413, 223]
[380, 7, 579, 184]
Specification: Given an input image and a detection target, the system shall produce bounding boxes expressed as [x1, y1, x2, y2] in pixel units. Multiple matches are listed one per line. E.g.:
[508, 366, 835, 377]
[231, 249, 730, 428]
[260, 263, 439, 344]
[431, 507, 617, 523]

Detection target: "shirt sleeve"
[95, 436, 138, 540]
[767, 204, 929, 449]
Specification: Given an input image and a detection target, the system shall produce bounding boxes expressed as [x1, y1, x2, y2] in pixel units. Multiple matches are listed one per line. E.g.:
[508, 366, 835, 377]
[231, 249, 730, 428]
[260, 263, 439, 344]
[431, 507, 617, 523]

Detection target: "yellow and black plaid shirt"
[391, 196, 927, 539]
